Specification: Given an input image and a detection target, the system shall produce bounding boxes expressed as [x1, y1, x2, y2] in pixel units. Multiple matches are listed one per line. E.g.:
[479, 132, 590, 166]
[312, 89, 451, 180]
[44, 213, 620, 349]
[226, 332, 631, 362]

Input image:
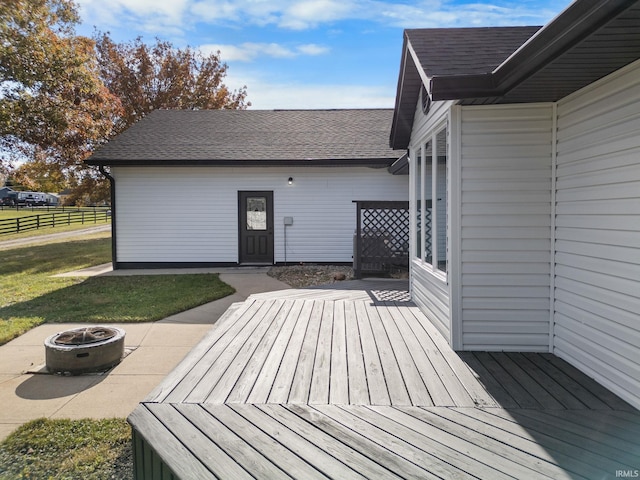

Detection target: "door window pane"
[247, 197, 267, 230]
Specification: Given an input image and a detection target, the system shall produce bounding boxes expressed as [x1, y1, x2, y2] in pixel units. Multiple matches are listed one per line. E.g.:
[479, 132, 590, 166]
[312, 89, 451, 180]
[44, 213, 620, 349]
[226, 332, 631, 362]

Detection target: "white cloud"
[225, 70, 394, 109]
[190, 1, 240, 22]
[200, 42, 330, 62]
[280, 0, 357, 29]
[77, 0, 190, 32]
[252, 82, 395, 109]
[296, 44, 330, 56]
[78, 0, 559, 35]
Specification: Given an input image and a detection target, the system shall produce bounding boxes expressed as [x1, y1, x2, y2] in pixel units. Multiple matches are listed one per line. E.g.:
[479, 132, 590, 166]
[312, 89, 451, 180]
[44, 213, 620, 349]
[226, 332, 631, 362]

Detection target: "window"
[412, 125, 448, 275]
[436, 129, 448, 273]
[246, 196, 267, 230]
[415, 148, 422, 258]
[423, 140, 433, 264]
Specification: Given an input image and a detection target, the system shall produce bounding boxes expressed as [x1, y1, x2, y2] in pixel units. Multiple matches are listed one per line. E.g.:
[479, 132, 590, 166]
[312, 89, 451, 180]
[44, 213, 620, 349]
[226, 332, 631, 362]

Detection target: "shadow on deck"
[129, 279, 640, 479]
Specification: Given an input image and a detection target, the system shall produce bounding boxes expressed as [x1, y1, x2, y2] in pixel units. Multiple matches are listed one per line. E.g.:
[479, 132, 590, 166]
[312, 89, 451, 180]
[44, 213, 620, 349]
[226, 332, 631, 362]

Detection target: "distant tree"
[95, 33, 250, 134]
[0, 0, 122, 197]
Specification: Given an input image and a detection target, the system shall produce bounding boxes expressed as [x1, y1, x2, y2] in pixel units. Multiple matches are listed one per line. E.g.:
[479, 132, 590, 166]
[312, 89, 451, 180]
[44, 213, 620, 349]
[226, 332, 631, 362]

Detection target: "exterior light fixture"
[288, 177, 293, 185]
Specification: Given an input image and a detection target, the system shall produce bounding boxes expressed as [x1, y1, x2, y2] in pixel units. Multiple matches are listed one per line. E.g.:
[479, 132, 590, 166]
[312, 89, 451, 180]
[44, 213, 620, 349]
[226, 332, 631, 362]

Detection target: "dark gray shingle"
[406, 26, 541, 78]
[87, 109, 405, 165]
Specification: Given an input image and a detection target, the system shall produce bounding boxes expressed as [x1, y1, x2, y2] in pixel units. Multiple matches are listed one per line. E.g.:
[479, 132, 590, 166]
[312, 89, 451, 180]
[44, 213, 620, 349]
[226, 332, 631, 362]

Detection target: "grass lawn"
[0, 418, 132, 479]
[0, 232, 235, 344]
[0, 231, 237, 478]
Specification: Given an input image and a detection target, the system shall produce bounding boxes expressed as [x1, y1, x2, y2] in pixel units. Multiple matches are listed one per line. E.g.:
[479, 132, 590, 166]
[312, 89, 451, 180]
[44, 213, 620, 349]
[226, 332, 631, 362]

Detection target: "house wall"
[459, 104, 554, 351]
[111, 165, 408, 265]
[409, 98, 455, 341]
[554, 59, 640, 408]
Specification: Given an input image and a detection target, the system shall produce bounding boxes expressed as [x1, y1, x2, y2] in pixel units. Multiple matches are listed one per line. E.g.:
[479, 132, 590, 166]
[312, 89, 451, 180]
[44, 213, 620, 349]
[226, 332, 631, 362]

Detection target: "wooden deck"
[129, 280, 640, 480]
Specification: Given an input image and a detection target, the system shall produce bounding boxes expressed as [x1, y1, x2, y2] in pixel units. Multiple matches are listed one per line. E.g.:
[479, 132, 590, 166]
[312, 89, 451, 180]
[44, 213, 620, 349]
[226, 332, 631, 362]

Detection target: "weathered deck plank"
[256, 404, 407, 480]
[231, 404, 370, 479]
[312, 404, 468, 479]
[396, 406, 575, 480]
[364, 302, 412, 404]
[354, 300, 392, 405]
[245, 299, 305, 404]
[205, 299, 287, 403]
[394, 302, 479, 407]
[201, 404, 330, 479]
[289, 300, 324, 403]
[466, 408, 626, 476]
[161, 298, 267, 403]
[130, 280, 639, 480]
[225, 299, 295, 403]
[375, 302, 434, 405]
[344, 300, 369, 404]
[520, 352, 611, 409]
[129, 406, 217, 480]
[436, 407, 614, 479]
[366, 405, 555, 480]
[329, 300, 349, 404]
[308, 301, 334, 404]
[266, 300, 314, 404]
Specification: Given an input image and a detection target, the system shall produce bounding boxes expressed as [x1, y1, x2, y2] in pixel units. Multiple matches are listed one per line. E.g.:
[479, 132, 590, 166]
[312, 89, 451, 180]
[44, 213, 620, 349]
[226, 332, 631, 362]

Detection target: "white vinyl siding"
[554, 59, 640, 409]
[112, 166, 408, 264]
[459, 104, 554, 351]
[411, 259, 451, 340]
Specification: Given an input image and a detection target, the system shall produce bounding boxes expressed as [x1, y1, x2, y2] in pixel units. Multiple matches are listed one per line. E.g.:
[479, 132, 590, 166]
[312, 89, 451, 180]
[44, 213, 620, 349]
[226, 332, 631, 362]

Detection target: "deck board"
[365, 405, 552, 480]
[375, 302, 433, 405]
[364, 302, 412, 405]
[308, 302, 334, 404]
[226, 299, 294, 403]
[200, 404, 330, 479]
[245, 299, 305, 404]
[289, 300, 324, 403]
[130, 280, 639, 480]
[267, 300, 314, 404]
[430, 407, 611, 480]
[354, 300, 392, 405]
[231, 404, 369, 479]
[395, 406, 575, 480]
[329, 301, 349, 404]
[344, 300, 370, 404]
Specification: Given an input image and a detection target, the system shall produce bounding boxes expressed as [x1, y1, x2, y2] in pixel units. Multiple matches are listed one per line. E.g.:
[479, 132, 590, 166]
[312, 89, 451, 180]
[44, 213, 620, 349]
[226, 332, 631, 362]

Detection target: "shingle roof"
[390, 26, 539, 150]
[405, 27, 541, 78]
[391, 0, 640, 149]
[87, 109, 406, 166]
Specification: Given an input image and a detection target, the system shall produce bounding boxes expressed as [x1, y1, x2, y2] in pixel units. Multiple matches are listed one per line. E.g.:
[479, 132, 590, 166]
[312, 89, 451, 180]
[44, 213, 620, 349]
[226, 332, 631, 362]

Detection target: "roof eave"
[390, 34, 422, 150]
[86, 158, 398, 168]
[430, 74, 496, 101]
[431, 0, 637, 102]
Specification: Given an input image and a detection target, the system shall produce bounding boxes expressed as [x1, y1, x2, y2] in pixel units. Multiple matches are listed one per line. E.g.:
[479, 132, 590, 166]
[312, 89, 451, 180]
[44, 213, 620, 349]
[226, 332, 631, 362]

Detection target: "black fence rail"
[0, 205, 106, 212]
[0, 208, 111, 235]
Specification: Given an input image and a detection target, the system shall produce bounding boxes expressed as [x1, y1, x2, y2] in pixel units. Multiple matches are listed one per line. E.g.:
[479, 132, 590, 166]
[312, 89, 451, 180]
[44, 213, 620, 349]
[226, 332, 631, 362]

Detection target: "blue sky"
[74, 0, 567, 109]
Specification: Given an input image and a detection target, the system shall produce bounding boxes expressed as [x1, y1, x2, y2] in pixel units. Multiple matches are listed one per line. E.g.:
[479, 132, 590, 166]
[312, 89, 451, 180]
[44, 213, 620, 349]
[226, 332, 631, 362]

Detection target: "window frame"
[411, 121, 448, 280]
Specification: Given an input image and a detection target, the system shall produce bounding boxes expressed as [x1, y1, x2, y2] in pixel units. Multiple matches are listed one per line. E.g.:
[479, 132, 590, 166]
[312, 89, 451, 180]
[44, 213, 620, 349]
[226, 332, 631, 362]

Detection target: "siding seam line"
[549, 103, 557, 353]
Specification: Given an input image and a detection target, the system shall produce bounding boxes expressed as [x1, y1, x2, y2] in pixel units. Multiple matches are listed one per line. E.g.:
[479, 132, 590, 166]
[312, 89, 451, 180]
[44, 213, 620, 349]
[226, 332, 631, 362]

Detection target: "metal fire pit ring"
[45, 326, 126, 374]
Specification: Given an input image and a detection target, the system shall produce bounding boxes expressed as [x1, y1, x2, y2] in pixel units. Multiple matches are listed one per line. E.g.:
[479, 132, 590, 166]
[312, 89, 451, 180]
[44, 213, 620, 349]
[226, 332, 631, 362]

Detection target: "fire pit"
[45, 326, 126, 374]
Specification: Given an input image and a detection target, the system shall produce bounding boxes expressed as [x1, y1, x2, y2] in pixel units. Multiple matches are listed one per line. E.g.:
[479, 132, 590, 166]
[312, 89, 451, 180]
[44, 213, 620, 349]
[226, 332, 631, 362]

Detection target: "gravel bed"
[267, 264, 354, 288]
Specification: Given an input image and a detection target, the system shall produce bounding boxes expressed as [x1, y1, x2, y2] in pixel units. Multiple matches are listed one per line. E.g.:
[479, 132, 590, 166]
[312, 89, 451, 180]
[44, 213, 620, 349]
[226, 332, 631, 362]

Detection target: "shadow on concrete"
[16, 372, 106, 400]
